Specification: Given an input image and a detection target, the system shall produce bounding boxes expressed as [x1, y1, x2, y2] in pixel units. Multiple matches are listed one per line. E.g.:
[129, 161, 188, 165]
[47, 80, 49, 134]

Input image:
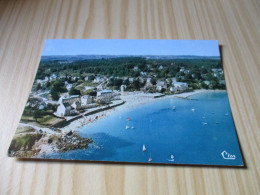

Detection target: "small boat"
[131, 126, 134, 129]
[127, 117, 130, 121]
[191, 108, 195, 112]
[225, 112, 229, 116]
[168, 154, 174, 162]
[125, 125, 130, 129]
[202, 122, 208, 125]
[148, 152, 152, 162]
[143, 144, 146, 152]
[172, 106, 176, 110]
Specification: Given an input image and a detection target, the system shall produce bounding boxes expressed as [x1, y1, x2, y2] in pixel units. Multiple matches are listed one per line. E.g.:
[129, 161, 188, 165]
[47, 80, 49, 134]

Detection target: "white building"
[204, 81, 210, 86]
[171, 82, 188, 92]
[146, 78, 152, 83]
[212, 68, 223, 77]
[121, 85, 127, 92]
[97, 90, 113, 103]
[66, 83, 73, 90]
[36, 76, 49, 84]
[156, 81, 166, 91]
[94, 76, 101, 83]
[56, 97, 69, 117]
[184, 70, 190, 74]
[84, 86, 95, 91]
[140, 71, 147, 76]
[55, 95, 81, 117]
[81, 95, 93, 106]
[180, 67, 185, 72]
[129, 78, 134, 83]
[159, 65, 164, 70]
[49, 74, 57, 81]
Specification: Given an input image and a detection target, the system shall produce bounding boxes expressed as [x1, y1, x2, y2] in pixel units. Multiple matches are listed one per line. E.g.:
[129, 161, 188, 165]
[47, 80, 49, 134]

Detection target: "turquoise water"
[44, 91, 243, 166]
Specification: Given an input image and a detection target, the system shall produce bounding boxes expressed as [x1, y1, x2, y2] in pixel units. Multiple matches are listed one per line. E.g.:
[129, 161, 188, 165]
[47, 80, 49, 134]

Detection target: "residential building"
[129, 78, 134, 83]
[81, 95, 93, 106]
[156, 81, 166, 91]
[121, 85, 127, 92]
[171, 82, 188, 92]
[94, 76, 101, 83]
[97, 90, 113, 103]
[204, 81, 210, 86]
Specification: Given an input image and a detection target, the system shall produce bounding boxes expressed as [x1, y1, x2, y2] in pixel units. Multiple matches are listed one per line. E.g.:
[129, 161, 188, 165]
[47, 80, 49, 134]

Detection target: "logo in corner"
[221, 151, 236, 160]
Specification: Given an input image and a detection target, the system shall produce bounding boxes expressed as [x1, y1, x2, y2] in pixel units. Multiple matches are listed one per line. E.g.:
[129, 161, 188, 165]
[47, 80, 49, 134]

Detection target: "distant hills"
[41, 55, 220, 61]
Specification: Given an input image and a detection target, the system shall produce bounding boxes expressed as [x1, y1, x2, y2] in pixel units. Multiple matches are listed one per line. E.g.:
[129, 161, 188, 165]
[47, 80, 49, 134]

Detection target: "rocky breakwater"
[8, 127, 93, 158]
[49, 130, 93, 152]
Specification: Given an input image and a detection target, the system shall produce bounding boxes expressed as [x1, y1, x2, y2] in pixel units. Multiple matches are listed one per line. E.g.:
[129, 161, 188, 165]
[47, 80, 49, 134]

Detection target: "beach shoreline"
[12, 89, 226, 157]
[59, 89, 225, 133]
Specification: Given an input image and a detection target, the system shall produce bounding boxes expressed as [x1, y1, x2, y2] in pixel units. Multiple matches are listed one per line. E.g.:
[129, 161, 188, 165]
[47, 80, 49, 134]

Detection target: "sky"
[42, 39, 220, 56]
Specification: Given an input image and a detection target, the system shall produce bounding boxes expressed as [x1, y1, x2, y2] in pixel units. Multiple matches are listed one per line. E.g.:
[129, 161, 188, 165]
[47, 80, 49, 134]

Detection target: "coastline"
[60, 89, 225, 132]
[11, 89, 225, 157]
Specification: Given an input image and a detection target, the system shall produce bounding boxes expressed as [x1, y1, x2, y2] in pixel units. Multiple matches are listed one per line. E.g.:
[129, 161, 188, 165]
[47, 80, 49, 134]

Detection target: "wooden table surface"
[0, 0, 259, 194]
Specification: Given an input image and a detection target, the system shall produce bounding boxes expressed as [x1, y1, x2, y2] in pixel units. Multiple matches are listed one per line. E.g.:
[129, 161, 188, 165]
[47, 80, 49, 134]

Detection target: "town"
[22, 56, 225, 127]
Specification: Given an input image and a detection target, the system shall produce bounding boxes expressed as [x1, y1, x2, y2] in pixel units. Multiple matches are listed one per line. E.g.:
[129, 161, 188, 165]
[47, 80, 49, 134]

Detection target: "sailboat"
[168, 154, 174, 162]
[172, 106, 176, 110]
[143, 144, 146, 152]
[126, 117, 130, 129]
[148, 152, 152, 162]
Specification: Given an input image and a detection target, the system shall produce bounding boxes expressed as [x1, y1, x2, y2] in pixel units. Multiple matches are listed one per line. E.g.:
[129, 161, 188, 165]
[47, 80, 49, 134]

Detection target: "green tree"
[36, 83, 42, 91]
[201, 82, 209, 89]
[33, 110, 42, 122]
[45, 81, 51, 88]
[69, 88, 81, 95]
[150, 78, 157, 85]
[36, 83, 41, 91]
[50, 90, 60, 101]
[50, 80, 67, 100]
[123, 79, 129, 86]
[87, 90, 97, 97]
[133, 80, 140, 90]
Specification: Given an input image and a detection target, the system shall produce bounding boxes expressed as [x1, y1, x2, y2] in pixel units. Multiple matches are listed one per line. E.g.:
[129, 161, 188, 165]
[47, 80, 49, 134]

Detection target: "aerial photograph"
[8, 39, 243, 166]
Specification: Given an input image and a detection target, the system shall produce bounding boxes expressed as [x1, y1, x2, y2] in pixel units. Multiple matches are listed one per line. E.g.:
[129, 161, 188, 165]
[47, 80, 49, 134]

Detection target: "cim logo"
[221, 151, 236, 160]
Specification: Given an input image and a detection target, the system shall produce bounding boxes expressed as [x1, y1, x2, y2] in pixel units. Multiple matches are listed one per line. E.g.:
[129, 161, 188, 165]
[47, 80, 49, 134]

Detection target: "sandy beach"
[13, 89, 223, 156]
[59, 89, 212, 132]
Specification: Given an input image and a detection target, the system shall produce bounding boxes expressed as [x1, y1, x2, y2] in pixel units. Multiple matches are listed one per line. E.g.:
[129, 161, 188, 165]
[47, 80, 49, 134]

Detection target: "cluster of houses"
[54, 89, 121, 117]
[33, 65, 225, 117]
[203, 68, 225, 87]
[119, 76, 189, 93]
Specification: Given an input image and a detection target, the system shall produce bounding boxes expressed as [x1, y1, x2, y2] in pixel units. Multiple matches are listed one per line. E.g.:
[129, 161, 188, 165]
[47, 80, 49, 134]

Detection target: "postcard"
[8, 39, 244, 166]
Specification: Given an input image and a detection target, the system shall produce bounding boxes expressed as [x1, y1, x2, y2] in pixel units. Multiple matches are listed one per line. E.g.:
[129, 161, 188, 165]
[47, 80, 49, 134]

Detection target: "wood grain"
[0, 0, 259, 194]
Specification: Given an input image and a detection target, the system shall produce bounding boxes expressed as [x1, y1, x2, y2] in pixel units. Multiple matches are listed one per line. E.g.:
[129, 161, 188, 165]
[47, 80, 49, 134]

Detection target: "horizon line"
[41, 54, 220, 57]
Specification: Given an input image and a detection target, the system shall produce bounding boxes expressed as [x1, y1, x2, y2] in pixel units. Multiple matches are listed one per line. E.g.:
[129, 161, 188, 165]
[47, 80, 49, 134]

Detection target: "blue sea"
[44, 91, 244, 166]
